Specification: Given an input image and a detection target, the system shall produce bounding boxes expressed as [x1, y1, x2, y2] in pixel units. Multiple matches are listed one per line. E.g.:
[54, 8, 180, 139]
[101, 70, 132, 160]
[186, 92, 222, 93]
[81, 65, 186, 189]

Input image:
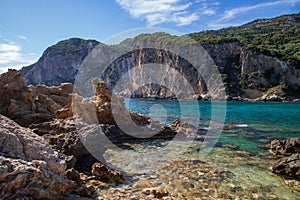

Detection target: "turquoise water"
[125, 99, 300, 153]
[100, 99, 300, 199]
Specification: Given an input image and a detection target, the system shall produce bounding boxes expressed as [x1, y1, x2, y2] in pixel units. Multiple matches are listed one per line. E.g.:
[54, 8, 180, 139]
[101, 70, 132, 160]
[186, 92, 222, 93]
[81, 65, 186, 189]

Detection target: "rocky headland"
[1, 12, 299, 199]
[19, 13, 300, 101]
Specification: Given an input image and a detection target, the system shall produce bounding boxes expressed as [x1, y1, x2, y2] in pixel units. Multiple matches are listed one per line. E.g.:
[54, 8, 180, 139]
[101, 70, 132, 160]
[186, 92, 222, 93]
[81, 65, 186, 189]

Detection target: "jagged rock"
[269, 138, 300, 179]
[66, 168, 82, 184]
[0, 69, 72, 127]
[0, 114, 78, 199]
[91, 162, 125, 184]
[57, 103, 73, 119]
[270, 138, 300, 155]
[74, 185, 95, 197]
[271, 153, 300, 178]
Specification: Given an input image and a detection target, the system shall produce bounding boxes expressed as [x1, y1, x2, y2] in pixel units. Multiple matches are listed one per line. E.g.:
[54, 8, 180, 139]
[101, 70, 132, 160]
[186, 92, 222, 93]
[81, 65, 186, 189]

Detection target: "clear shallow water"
[100, 99, 300, 199]
[126, 99, 300, 153]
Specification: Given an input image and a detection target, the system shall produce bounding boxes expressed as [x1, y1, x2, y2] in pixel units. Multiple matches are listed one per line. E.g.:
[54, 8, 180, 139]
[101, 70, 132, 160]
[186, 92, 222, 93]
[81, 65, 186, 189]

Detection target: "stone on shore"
[271, 153, 300, 178]
[270, 138, 300, 155]
[269, 138, 300, 180]
[0, 114, 78, 199]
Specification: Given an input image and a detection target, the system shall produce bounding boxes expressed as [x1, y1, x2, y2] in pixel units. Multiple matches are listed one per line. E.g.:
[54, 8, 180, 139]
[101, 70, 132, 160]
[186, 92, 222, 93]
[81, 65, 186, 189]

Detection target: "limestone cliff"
[18, 14, 300, 100]
[20, 38, 99, 86]
[99, 37, 300, 100]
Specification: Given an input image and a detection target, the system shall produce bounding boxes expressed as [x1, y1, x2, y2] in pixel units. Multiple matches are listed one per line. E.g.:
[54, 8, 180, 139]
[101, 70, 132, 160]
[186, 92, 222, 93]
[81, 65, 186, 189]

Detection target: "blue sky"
[0, 0, 299, 73]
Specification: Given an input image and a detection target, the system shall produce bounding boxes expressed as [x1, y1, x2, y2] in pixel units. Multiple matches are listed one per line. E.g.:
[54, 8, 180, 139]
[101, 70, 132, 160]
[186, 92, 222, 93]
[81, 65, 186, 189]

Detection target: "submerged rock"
[142, 187, 169, 198]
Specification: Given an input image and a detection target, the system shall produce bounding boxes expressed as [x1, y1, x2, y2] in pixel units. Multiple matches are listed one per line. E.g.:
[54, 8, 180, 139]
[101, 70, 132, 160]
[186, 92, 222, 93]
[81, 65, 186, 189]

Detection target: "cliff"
[19, 13, 300, 100]
[20, 38, 99, 86]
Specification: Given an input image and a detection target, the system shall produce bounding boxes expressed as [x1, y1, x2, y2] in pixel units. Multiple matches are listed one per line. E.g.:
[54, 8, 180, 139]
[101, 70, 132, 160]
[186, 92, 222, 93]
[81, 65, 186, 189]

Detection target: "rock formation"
[0, 69, 72, 127]
[269, 138, 300, 179]
[270, 138, 300, 155]
[0, 114, 79, 199]
[272, 153, 300, 178]
[91, 162, 125, 184]
[18, 14, 300, 101]
[20, 38, 99, 86]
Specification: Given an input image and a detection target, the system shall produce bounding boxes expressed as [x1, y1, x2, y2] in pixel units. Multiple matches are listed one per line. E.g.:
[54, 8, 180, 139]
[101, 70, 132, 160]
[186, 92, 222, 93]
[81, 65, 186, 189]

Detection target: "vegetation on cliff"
[189, 13, 300, 66]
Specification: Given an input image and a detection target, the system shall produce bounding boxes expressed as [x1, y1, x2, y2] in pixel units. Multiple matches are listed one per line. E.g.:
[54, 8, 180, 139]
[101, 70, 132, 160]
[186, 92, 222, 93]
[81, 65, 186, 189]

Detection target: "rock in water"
[0, 114, 78, 199]
[272, 153, 300, 178]
[269, 138, 300, 179]
[270, 138, 300, 155]
[91, 162, 125, 184]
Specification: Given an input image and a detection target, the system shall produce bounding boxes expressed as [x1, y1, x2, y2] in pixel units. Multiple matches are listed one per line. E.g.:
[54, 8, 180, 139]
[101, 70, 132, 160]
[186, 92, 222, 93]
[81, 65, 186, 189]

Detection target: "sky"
[0, 0, 299, 73]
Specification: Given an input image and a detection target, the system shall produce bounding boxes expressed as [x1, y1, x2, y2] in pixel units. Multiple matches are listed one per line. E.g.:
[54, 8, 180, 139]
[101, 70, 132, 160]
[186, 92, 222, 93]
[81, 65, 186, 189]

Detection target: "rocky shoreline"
[0, 70, 199, 199]
[0, 69, 299, 199]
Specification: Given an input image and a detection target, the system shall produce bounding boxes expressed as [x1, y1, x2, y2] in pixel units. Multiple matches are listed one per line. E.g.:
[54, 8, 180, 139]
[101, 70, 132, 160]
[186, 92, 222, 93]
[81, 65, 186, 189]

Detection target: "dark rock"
[75, 186, 95, 197]
[91, 162, 125, 184]
[65, 155, 77, 169]
[271, 153, 300, 179]
[270, 138, 300, 155]
[66, 168, 82, 184]
[269, 138, 300, 180]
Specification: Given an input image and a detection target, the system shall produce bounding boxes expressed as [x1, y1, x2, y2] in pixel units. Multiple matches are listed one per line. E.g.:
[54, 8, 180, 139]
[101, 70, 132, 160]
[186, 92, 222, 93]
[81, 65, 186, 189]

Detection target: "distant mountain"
[19, 13, 300, 101]
[20, 38, 100, 86]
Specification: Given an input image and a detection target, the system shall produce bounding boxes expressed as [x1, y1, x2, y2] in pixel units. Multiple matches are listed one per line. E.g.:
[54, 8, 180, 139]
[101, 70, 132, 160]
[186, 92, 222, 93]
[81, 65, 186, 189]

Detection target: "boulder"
[271, 153, 300, 178]
[0, 69, 72, 127]
[270, 138, 300, 155]
[269, 138, 300, 179]
[91, 162, 125, 184]
[0, 114, 78, 199]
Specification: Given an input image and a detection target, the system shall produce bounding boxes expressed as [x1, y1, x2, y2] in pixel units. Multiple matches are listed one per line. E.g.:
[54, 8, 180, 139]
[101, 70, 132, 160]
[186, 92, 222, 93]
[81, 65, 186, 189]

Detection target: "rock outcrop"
[0, 69, 72, 126]
[269, 138, 300, 179]
[91, 162, 125, 184]
[0, 114, 79, 199]
[271, 153, 300, 178]
[270, 138, 300, 155]
[18, 14, 300, 101]
[20, 38, 99, 86]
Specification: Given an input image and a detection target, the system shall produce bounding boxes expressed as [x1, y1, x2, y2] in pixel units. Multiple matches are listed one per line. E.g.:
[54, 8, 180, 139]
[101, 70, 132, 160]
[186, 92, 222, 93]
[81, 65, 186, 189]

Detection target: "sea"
[101, 99, 300, 199]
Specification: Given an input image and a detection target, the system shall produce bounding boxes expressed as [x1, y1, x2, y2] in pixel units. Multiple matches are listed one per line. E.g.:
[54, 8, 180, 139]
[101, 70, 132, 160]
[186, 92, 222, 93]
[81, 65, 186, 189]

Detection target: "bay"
[101, 99, 300, 199]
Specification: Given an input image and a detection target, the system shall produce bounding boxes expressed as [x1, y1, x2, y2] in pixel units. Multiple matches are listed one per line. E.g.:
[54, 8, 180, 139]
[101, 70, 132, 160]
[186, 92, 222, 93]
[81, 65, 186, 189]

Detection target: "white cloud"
[203, 9, 216, 16]
[0, 43, 37, 74]
[115, 0, 200, 26]
[17, 35, 29, 41]
[0, 44, 22, 64]
[217, 0, 300, 23]
[0, 44, 21, 52]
